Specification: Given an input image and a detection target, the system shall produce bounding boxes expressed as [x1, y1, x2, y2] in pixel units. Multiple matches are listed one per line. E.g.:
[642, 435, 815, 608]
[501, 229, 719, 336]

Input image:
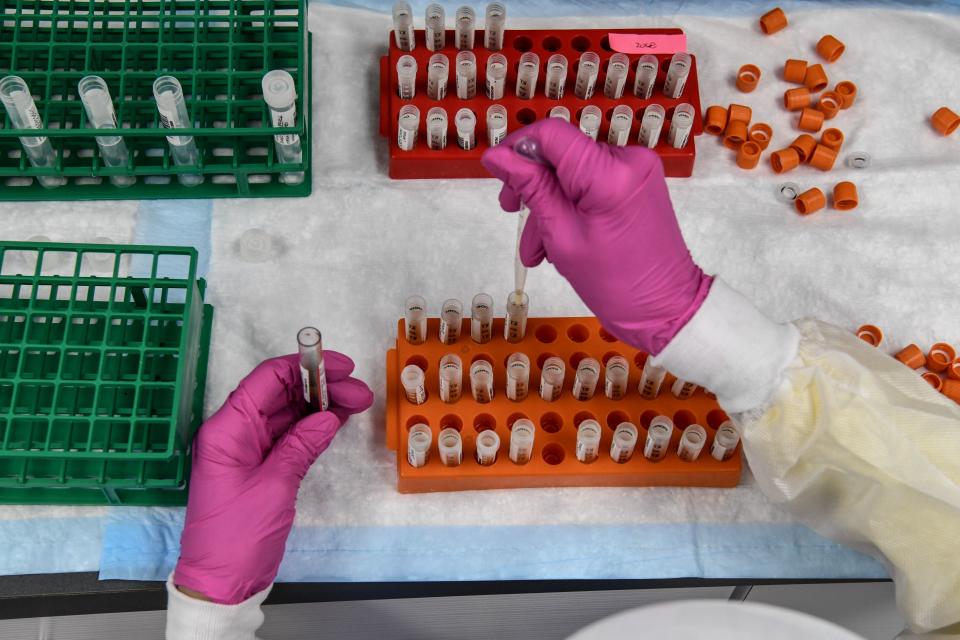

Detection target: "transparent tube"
[574, 52, 600, 99]
[638, 358, 667, 399]
[404, 294, 427, 343]
[572, 357, 600, 401]
[504, 291, 529, 342]
[455, 51, 477, 99]
[668, 103, 695, 150]
[678, 424, 707, 462]
[152, 76, 203, 187]
[610, 422, 639, 463]
[485, 53, 507, 100]
[515, 52, 540, 100]
[606, 104, 634, 147]
[579, 105, 602, 141]
[576, 419, 602, 463]
[470, 359, 495, 403]
[544, 54, 568, 100]
[397, 105, 420, 151]
[297, 327, 329, 411]
[484, 2, 506, 51]
[455, 108, 477, 150]
[475, 429, 500, 466]
[604, 355, 629, 400]
[671, 377, 698, 399]
[407, 424, 432, 468]
[506, 352, 530, 401]
[509, 418, 535, 464]
[486, 104, 508, 147]
[392, 1, 415, 51]
[638, 103, 665, 149]
[427, 54, 449, 100]
[426, 107, 448, 150]
[643, 416, 674, 461]
[711, 421, 741, 461]
[662, 52, 692, 99]
[396, 55, 418, 100]
[261, 69, 304, 185]
[438, 428, 463, 466]
[0, 76, 66, 189]
[539, 356, 566, 402]
[425, 3, 446, 51]
[603, 53, 629, 99]
[401, 364, 427, 404]
[549, 106, 571, 121]
[633, 54, 659, 99]
[439, 298, 463, 344]
[471, 293, 494, 343]
[439, 354, 463, 403]
[78, 76, 134, 188]
[455, 6, 476, 50]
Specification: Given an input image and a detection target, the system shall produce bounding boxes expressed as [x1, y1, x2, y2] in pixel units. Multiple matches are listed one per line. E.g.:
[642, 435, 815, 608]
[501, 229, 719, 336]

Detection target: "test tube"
[607, 104, 634, 147]
[662, 52, 692, 99]
[397, 105, 420, 151]
[261, 69, 304, 186]
[638, 103, 665, 149]
[456, 51, 477, 99]
[438, 428, 463, 466]
[439, 298, 463, 344]
[678, 424, 707, 462]
[396, 55, 418, 100]
[572, 357, 601, 401]
[638, 358, 667, 399]
[152, 76, 204, 187]
[633, 54, 659, 99]
[506, 352, 531, 401]
[404, 294, 428, 344]
[427, 107, 448, 150]
[407, 424, 432, 468]
[471, 293, 494, 343]
[470, 359, 495, 403]
[544, 54, 568, 100]
[549, 106, 571, 122]
[392, 1, 415, 51]
[484, 2, 507, 51]
[668, 103, 695, 150]
[455, 108, 477, 150]
[509, 418, 535, 464]
[576, 420, 602, 463]
[77, 76, 134, 188]
[485, 53, 508, 100]
[0, 76, 65, 189]
[604, 355, 629, 400]
[603, 53, 630, 99]
[425, 3, 446, 51]
[579, 105, 602, 141]
[504, 291, 529, 342]
[539, 356, 566, 402]
[671, 377, 698, 400]
[401, 364, 428, 405]
[475, 429, 501, 465]
[486, 104, 508, 147]
[711, 421, 741, 461]
[643, 416, 674, 461]
[574, 52, 600, 99]
[515, 52, 540, 100]
[427, 54, 450, 100]
[455, 6, 476, 50]
[610, 422, 639, 463]
[297, 327, 329, 411]
[439, 354, 463, 403]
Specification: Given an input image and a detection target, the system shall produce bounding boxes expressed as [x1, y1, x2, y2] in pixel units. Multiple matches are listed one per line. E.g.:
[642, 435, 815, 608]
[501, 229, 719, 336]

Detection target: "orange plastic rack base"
[378, 29, 704, 179]
[385, 316, 741, 493]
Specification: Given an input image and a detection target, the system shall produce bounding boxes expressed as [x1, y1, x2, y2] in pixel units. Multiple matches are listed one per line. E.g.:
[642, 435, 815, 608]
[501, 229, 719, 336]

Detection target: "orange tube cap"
[835, 81, 857, 108]
[928, 343, 957, 373]
[856, 324, 883, 347]
[736, 64, 761, 92]
[944, 379, 960, 403]
[736, 141, 762, 169]
[817, 92, 842, 120]
[704, 106, 728, 135]
[948, 361, 960, 381]
[795, 187, 826, 215]
[783, 59, 808, 83]
[760, 8, 788, 34]
[931, 107, 960, 136]
[923, 372, 944, 393]
[816, 35, 845, 62]
[728, 103, 752, 125]
[833, 181, 858, 210]
[770, 147, 801, 174]
[723, 119, 749, 149]
[803, 63, 829, 91]
[820, 128, 844, 152]
[748, 123, 773, 150]
[895, 344, 926, 369]
[789, 134, 817, 163]
[798, 107, 825, 132]
[784, 87, 811, 111]
[809, 144, 838, 171]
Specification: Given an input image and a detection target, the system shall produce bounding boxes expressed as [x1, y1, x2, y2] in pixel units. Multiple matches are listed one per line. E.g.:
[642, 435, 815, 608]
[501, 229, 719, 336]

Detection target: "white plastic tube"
[455, 108, 477, 150]
[484, 2, 506, 50]
[643, 416, 674, 461]
[633, 54, 658, 99]
[261, 69, 304, 185]
[662, 52, 692, 99]
[486, 104, 508, 147]
[439, 298, 463, 344]
[678, 424, 707, 462]
[671, 377, 698, 399]
[475, 429, 500, 465]
[77, 75, 135, 188]
[401, 364, 427, 405]
[579, 105, 602, 141]
[506, 352, 530, 401]
[604, 355, 629, 400]
[515, 52, 540, 100]
[407, 423, 433, 468]
[455, 6, 476, 50]
[427, 54, 449, 100]
[603, 53, 629, 99]
[471, 293, 494, 343]
[426, 107, 448, 150]
[392, 1, 415, 51]
[509, 418, 535, 464]
[425, 3, 446, 51]
[0, 76, 65, 189]
[470, 359, 495, 403]
[485, 53, 508, 100]
[539, 356, 566, 402]
[574, 52, 600, 99]
[456, 51, 477, 99]
[572, 358, 600, 401]
[544, 54, 568, 100]
[638, 358, 667, 399]
[152, 76, 204, 187]
[576, 419, 602, 463]
[711, 421, 741, 461]
[607, 104, 634, 147]
[297, 326, 329, 411]
[396, 55, 418, 99]
[397, 105, 420, 151]
[439, 354, 463, 403]
[549, 106, 571, 121]
[504, 291, 529, 342]
[438, 428, 463, 466]
[638, 103, 665, 149]
[404, 294, 427, 343]
[668, 103, 695, 150]
[611, 422, 639, 463]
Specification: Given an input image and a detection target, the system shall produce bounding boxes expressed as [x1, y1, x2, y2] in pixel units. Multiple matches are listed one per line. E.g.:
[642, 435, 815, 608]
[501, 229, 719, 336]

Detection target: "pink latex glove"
[481, 119, 713, 355]
[173, 352, 373, 604]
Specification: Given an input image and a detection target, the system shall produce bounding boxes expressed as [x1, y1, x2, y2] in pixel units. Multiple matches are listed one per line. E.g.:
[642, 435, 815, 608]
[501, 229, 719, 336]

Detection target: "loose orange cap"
[948, 361, 960, 380]
[820, 128, 844, 152]
[818, 91, 842, 119]
[789, 134, 817, 162]
[923, 372, 944, 393]
[927, 343, 957, 373]
[804, 63, 829, 91]
[895, 344, 926, 369]
[736, 64, 762, 92]
[798, 107, 825, 132]
[856, 324, 883, 346]
[784, 87, 811, 111]
[728, 103, 752, 125]
[944, 379, 960, 403]
[736, 141, 762, 169]
[931, 107, 960, 136]
[816, 35, 845, 62]
[835, 81, 857, 108]
[723, 119, 749, 149]
[770, 147, 801, 173]
[760, 8, 788, 34]
[704, 105, 728, 135]
[748, 123, 773, 150]
[795, 188, 826, 215]
[809, 144, 838, 171]
[833, 181, 858, 210]
[783, 59, 808, 83]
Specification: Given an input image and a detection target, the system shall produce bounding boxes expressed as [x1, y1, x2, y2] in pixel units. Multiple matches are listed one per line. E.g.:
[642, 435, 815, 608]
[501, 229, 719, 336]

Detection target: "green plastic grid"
[0, 0, 312, 200]
[0, 240, 213, 505]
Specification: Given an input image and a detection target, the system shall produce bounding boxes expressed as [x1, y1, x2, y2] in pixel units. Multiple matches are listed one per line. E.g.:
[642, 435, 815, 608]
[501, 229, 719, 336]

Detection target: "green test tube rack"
[0, 0, 312, 201]
[0, 240, 213, 505]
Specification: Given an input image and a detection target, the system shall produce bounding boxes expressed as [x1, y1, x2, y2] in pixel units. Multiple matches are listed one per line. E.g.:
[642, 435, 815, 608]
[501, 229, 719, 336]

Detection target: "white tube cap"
[262, 70, 297, 110]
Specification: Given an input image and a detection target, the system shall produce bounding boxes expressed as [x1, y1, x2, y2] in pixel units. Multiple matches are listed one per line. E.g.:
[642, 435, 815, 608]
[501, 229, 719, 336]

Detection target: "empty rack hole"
[539, 412, 563, 433]
[439, 414, 463, 432]
[405, 355, 429, 372]
[534, 324, 558, 343]
[606, 410, 631, 431]
[566, 324, 589, 343]
[541, 443, 565, 465]
[473, 413, 497, 432]
[406, 415, 429, 430]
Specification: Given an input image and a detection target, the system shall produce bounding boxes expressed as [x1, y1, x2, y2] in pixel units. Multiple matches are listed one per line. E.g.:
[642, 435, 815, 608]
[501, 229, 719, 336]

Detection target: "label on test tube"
[471, 360, 495, 403]
[604, 356, 629, 400]
[572, 358, 600, 401]
[638, 359, 666, 399]
[643, 417, 674, 461]
[506, 353, 530, 401]
[576, 420, 602, 463]
[439, 302, 462, 344]
[439, 354, 463, 403]
[485, 54, 507, 100]
[678, 424, 707, 462]
[662, 52, 692, 99]
[633, 55, 658, 99]
[610, 422, 639, 463]
[438, 428, 463, 467]
[401, 364, 427, 405]
[475, 430, 500, 466]
[471, 294, 494, 343]
[407, 424, 432, 468]
[574, 52, 600, 100]
[539, 357, 565, 402]
[486, 105, 508, 147]
[671, 378, 698, 399]
[504, 292, 528, 342]
[300, 364, 329, 410]
[509, 419, 535, 465]
[711, 422, 741, 461]
[269, 105, 299, 146]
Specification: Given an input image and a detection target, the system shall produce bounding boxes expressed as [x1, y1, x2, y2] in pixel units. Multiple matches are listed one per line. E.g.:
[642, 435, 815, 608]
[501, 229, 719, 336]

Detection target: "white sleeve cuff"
[165, 574, 271, 640]
[651, 279, 800, 414]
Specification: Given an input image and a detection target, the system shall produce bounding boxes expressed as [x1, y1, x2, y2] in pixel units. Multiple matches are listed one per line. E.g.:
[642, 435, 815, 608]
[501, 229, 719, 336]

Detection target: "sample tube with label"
[438, 428, 463, 466]
[439, 298, 463, 344]
[515, 52, 540, 100]
[549, 106, 571, 121]
[643, 416, 674, 461]
[539, 356, 566, 402]
[506, 352, 531, 401]
[486, 104, 508, 147]
[0, 76, 66, 189]
[638, 358, 667, 399]
[576, 420, 602, 463]
[603, 53, 630, 99]
[456, 51, 477, 99]
[610, 422, 639, 463]
[427, 54, 450, 100]
[404, 295, 428, 344]
[407, 423, 433, 468]
[425, 3, 446, 51]
[509, 418, 535, 464]
[484, 2, 506, 50]
[671, 377, 698, 399]
[677, 424, 707, 462]
[711, 421, 741, 461]
[579, 105, 602, 141]
[397, 105, 420, 151]
[471, 293, 494, 343]
[439, 354, 463, 403]
[392, 1, 415, 51]
[401, 364, 427, 405]
[544, 54, 568, 100]
[475, 429, 501, 465]
[662, 52, 692, 99]
[607, 104, 634, 147]
[667, 103, 695, 150]
[638, 104, 665, 148]
[470, 359, 495, 403]
[152, 76, 204, 187]
[572, 358, 601, 401]
[396, 55, 418, 100]
[426, 107, 448, 150]
[604, 355, 629, 400]
[297, 327, 329, 411]
[261, 70, 304, 185]
[77, 75, 135, 188]
[485, 53, 508, 100]
[455, 6, 476, 50]
[504, 291, 529, 342]
[455, 108, 477, 150]
[633, 54, 658, 99]
[574, 52, 600, 99]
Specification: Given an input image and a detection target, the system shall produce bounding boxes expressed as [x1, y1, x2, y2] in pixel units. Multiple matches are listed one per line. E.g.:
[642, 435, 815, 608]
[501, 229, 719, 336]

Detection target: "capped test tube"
[407, 424, 432, 468]
[610, 422, 639, 463]
[404, 294, 428, 343]
[401, 364, 427, 405]
[455, 108, 477, 150]
[392, 1, 415, 51]
[576, 419, 602, 463]
[297, 327, 329, 411]
[438, 427, 463, 466]
[455, 6, 476, 50]
[509, 418, 535, 464]
[604, 355, 629, 400]
[470, 359, 495, 403]
[427, 54, 450, 100]
[638, 103, 665, 149]
[572, 357, 601, 401]
[574, 52, 600, 99]
[678, 424, 707, 462]
[439, 354, 463, 403]
[77, 76, 135, 188]
[425, 3, 446, 51]
[397, 105, 420, 151]
[579, 105, 602, 141]
[396, 55, 418, 99]
[671, 377, 698, 399]
[439, 298, 463, 344]
[539, 356, 566, 402]
[711, 421, 741, 461]
[544, 54, 568, 100]
[484, 2, 507, 51]
[633, 54, 659, 99]
[485, 53, 508, 100]
[261, 69, 304, 185]
[152, 76, 204, 187]
[504, 291, 529, 342]
[603, 53, 630, 99]
[0, 76, 65, 189]
[550, 106, 571, 121]
[668, 103, 695, 150]
[426, 107, 448, 150]
[486, 104, 508, 147]
[515, 52, 540, 100]
[506, 352, 531, 401]
[471, 293, 494, 343]
[662, 52, 692, 99]
[643, 415, 674, 461]
[638, 357, 667, 399]
[475, 429, 501, 465]
[607, 104, 634, 147]
[456, 51, 477, 99]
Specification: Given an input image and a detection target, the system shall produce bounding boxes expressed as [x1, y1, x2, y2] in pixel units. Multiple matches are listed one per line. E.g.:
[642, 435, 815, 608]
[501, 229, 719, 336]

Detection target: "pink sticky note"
[608, 32, 687, 54]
